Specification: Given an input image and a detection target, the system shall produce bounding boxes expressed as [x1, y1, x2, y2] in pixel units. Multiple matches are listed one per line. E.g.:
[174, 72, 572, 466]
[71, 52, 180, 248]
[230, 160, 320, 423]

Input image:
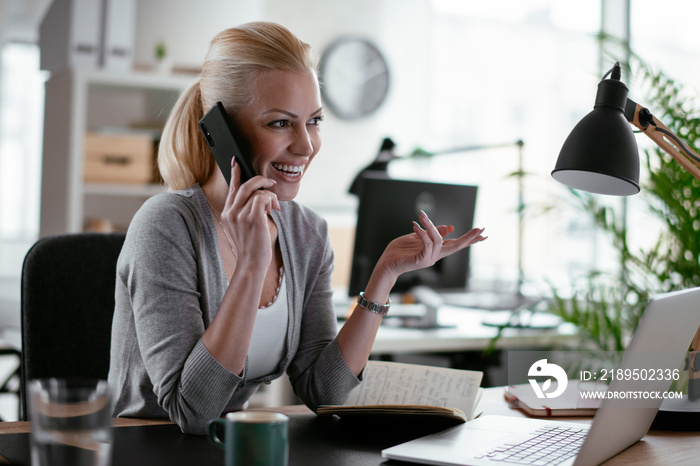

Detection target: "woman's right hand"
[202, 157, 280, 375]
[219, 157, 280, 271]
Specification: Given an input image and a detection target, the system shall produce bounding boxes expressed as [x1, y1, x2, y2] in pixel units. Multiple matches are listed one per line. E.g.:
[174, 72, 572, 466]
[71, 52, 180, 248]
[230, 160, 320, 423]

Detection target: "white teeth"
[272, 162, 304, 176]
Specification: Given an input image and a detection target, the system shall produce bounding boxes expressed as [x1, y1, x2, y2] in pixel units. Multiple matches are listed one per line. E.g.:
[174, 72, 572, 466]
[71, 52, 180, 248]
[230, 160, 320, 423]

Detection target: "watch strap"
[357, 291, 391, 317]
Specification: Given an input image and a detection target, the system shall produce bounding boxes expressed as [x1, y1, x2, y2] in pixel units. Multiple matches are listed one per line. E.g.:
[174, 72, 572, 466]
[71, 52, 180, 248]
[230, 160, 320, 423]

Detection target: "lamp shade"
[552, 77, 641, 196]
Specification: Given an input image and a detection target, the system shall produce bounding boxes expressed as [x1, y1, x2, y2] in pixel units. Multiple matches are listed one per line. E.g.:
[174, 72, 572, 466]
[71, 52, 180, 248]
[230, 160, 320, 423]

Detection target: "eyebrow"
[264, 107, 324, 118]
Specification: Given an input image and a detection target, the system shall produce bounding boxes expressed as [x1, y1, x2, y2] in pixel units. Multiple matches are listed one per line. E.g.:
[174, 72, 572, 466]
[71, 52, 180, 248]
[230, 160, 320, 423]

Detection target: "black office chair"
[20, 232, 126, 420]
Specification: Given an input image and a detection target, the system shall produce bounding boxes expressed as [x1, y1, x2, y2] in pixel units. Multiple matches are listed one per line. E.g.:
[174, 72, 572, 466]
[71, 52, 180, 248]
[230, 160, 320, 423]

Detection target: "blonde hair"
[158, 22, 319, 190]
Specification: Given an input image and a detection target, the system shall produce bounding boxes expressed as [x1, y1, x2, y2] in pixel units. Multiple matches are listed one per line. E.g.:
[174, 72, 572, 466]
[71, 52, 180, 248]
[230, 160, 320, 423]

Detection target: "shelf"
[83, 182, 166, 197]
[40, 69, 191, 236]
[52, 68, 198, 91]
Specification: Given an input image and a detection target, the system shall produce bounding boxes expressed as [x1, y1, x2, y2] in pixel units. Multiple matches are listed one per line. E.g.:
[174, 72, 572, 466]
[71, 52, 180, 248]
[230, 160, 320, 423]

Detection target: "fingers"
[412, 220, 429, 243]
[235, 188, 280, 219]
[249, 189, 281, 215]
[424, 218, 444, 264]
[436, 225, 454, 237]
[442, 227, 487, 256]
[450, 227, 487, 246]
[225, 157, 241, 213]
[468, 227, 488, 242]
[419, 211, 442, 243]
[416, 211, 444, 263]
[416, 211, 487, 261]
[230, 156, 240, 192]
[227, 158, 280, 213]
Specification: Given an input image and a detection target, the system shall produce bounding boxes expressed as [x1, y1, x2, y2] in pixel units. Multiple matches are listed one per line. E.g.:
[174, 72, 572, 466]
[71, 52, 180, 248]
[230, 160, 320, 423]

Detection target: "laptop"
[382, 287, 700, 466]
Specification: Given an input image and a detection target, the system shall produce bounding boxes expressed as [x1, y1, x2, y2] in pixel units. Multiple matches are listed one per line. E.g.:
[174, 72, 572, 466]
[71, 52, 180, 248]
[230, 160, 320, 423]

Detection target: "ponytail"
[158, 79, 216, 190]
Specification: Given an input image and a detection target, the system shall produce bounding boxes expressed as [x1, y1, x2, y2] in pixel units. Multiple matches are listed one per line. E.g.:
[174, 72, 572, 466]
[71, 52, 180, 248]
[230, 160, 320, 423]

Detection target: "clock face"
[319, 37, 390, 120]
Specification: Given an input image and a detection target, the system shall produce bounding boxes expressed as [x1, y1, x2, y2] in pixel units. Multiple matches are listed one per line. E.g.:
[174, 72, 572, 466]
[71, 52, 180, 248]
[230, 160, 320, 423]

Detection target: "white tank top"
[246, 268, 288, 380]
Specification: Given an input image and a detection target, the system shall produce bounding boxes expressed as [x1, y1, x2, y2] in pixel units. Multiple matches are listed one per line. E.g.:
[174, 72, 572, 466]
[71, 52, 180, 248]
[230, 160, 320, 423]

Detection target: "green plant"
[547, 43, 700, 352]
[155, 42, 167, 62]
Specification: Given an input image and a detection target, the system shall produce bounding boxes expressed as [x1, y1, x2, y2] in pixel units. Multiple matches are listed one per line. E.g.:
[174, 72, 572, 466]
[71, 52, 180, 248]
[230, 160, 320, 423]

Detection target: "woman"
[108, 21, 486, 434]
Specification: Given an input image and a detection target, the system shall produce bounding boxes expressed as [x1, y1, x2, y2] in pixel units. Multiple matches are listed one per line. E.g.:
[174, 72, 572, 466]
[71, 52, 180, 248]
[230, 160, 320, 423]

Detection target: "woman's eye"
[309, 115, 324, 126]
[269, 120, 289, 128]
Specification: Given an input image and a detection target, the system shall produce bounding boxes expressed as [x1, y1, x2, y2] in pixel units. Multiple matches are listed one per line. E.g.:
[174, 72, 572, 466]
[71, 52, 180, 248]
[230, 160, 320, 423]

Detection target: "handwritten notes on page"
[345, 361, 483, 414]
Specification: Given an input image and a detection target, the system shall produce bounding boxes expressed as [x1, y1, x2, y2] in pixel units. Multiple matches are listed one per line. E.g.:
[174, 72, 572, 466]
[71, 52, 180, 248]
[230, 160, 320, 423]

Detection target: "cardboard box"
[84, 132, 155, 184]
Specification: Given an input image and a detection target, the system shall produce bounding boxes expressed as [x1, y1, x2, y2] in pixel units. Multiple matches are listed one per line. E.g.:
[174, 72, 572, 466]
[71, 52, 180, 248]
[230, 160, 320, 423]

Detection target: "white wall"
[133, 0, 263, 69]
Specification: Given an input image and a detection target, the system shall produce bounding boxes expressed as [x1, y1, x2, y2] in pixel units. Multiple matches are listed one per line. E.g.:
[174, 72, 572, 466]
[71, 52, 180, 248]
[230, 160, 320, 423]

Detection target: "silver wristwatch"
[357, 291, 391, 317]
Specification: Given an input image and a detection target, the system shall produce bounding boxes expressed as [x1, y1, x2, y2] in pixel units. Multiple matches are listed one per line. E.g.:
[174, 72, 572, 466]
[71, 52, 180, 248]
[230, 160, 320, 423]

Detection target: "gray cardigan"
[108, 185, 360, 434]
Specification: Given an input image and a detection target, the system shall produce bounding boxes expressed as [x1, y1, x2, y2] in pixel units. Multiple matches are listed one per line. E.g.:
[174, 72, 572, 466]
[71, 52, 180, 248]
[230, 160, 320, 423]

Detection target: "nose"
[290, 126, 315, 157]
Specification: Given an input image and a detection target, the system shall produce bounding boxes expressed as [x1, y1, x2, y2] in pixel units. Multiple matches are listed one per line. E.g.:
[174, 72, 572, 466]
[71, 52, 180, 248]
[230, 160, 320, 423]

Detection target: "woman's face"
[234, 69, 323, 202]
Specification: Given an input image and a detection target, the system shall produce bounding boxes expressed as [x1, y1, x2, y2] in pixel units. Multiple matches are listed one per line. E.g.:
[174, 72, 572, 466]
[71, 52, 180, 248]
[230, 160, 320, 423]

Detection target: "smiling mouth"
[272, 162, 305, 178]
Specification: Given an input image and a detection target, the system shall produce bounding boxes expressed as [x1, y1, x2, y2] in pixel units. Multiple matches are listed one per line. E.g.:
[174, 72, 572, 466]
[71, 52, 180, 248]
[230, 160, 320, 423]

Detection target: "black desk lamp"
[348, 137, 396, 197]
[551, 61, 700, 407]
[552, 62, 700, 189]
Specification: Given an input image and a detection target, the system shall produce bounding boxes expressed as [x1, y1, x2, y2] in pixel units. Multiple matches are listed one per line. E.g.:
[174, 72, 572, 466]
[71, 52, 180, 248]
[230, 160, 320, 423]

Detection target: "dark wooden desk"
[0, 388, 698, 465]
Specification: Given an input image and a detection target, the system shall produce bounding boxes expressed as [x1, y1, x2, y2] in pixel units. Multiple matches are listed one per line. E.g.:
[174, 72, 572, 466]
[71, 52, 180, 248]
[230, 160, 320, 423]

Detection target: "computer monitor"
[348, 176, 478, 297]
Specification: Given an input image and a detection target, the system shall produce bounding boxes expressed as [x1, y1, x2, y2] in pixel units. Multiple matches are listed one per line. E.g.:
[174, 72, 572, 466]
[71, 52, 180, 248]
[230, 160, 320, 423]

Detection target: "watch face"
[320, 37, 390, 120]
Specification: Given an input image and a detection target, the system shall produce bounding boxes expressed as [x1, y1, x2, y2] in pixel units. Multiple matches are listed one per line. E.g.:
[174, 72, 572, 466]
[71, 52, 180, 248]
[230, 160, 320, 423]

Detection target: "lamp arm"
[625, 99, 700, 397]
[410, 140, 524, 158]
[625, 99, 700, 182]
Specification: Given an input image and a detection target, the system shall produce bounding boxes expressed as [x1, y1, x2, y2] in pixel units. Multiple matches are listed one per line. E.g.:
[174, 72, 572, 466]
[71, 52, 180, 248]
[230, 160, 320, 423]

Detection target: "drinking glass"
[28, 378, 114, 466]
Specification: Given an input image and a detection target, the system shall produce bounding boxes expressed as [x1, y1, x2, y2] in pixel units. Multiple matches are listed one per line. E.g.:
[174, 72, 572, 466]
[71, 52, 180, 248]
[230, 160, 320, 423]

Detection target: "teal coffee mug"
[208, 411, 289, 466]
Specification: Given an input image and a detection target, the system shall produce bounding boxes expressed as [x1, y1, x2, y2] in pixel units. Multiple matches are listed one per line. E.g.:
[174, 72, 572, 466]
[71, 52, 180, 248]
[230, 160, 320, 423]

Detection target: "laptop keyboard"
[474, 424, 588, 465]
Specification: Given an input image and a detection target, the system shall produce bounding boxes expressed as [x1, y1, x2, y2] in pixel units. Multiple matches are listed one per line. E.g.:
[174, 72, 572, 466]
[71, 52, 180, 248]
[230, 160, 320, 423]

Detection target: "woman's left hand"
[375, 210, 487, 284]
[338, 211, 486, 376]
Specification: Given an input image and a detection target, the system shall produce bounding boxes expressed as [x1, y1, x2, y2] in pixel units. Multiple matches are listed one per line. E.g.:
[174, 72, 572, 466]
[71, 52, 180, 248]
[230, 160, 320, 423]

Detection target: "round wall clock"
[319, 37, 390, 120]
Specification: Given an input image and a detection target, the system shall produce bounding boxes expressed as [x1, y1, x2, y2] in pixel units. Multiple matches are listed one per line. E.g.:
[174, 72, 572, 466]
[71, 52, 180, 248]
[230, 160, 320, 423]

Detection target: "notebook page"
[345, 361, 483, 413]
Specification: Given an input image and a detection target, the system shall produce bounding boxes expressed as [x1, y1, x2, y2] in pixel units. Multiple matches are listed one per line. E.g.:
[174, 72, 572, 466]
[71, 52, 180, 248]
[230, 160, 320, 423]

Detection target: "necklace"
[204, 195, 239, 261]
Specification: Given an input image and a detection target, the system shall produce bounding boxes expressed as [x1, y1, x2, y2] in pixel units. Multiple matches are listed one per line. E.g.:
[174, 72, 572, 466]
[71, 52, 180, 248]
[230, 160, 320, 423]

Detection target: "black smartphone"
[198, 102, 256, 185]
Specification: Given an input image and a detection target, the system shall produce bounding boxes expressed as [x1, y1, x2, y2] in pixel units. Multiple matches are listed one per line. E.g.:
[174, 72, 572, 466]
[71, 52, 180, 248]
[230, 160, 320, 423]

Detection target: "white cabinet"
[39, 69, 196, 237]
